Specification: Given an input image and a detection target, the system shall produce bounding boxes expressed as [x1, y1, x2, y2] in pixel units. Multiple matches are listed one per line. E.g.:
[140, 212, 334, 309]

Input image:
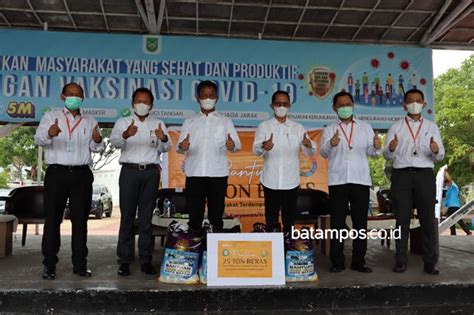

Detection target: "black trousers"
[329, 184, 369, 268]
[390, 168, 437, 265]
[263, 185, 299, 232]
[447, 207, 471, 235]
[117, 167, 160, 264]
[186, 176, 227, 231]
[42, 166, 93, 268]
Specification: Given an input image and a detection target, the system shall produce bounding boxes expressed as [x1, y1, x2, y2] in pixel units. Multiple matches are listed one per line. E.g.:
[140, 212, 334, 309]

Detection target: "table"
[0, 215, 17, 257]
[152, 216, 241, 230]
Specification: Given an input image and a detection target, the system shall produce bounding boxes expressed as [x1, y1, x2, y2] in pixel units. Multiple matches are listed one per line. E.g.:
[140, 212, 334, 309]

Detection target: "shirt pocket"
[212, 125, 226, 147]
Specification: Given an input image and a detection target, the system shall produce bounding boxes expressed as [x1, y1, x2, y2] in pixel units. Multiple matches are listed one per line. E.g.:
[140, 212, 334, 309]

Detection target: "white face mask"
[274, 106, 288, 118]
[406, 102, 423, 115]
[134, 103, 151, 116]
[200, 98, 216, 110]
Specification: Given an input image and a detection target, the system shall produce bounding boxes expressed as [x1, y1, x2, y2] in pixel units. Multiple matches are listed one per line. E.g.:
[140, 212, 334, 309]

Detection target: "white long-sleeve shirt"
[176, 111, 241, 177]
[110, 115, 172, 164]
[320, 118, 380, 186]
[383, 116, 444, 169]
[35, 108, 104, 166]
[253, 118, 316, 190]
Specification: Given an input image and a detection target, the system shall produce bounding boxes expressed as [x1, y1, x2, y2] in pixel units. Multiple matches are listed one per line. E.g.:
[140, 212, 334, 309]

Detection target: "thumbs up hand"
[48, 118, 61, 138]
[92, 124, 102, 143]
[330, 129, 340, 147]
[388, 134, 398, 152]
[373, 131, 382, 149]
[302, 132, 312, 148]
[430, 136, 439, 154]
[179, 133, 190, 151]
[154, 123, 167, 141]
[262, 133, 274, 151]
[123, 119, 138, 139]
[226, 133, 235, 151]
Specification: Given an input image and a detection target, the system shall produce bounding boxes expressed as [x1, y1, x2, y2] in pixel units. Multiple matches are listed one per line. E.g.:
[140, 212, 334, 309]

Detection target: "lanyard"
[404, 117, 423, 144]
[339, 121, 355, 149]
[63, 111, 83, 139]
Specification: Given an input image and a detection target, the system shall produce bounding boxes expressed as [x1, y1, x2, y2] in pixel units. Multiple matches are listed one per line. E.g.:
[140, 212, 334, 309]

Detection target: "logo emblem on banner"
[143, 36, 161, 54]
[309, 66, 336, 99]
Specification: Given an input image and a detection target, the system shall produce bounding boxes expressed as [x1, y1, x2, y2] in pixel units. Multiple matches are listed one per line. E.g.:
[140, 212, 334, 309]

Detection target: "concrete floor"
[0, 231, 473, 291]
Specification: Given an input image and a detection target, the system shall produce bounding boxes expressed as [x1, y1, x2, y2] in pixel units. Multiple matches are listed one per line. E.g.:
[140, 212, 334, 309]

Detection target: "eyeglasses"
[272, 102, 291, 107]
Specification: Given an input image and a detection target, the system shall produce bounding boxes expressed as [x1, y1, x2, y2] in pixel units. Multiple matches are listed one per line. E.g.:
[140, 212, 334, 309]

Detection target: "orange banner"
[167, 130, 328, 232]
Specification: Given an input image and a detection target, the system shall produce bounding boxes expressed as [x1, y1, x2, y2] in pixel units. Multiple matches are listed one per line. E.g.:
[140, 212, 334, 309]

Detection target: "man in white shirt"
[253, 90, 316, 232]
[177, 81, 241, 233]
[321, 91, 381, 273]
[35, 83, 104, 279]
[110, 87, 172, 276]
[384, 88, 445, 275]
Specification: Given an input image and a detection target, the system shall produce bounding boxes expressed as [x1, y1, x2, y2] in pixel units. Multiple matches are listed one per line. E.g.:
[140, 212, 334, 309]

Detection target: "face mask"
[337, 106, 353, 119]
[406, 102, 423, 115]
[200, 98, 216, 110]
[64, 96, 83, 110]
[134, 103, 151, 116]
[274, 106, 288, 118]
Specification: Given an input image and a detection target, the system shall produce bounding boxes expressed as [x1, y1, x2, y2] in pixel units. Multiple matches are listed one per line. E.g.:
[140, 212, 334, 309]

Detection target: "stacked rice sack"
[159, 221, 202, 284]
[199, 223, 241, 284]
[284, 228, 318, 282]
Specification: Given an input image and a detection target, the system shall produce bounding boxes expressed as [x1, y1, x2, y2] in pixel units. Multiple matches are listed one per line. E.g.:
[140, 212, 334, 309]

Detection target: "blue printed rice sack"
[159, 221, 202, 284]
[284, 230, 318, 282]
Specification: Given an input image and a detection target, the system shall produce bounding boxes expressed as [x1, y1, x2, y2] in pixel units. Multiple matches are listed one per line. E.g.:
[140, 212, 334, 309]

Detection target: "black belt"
[48, 164, 89, 171]
[394, 167, 432, 172]
[121, 163, 159, 170]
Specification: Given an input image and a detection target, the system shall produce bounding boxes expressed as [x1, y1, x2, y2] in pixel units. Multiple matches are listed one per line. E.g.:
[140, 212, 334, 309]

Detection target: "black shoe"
[424, 263, 439, 275]
[393, 263, 407, 273]
[140, 263, 157, 275]
[42, 266, 56, 280]
[73, 267, 92, 277]
[330, 265, 345, 273]
[117, 264, 130, 276]
[350, 265, 373, 273]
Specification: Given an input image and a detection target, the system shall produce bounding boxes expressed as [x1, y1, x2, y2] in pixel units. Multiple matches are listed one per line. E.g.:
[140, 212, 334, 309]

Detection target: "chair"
[134, 188, 186, 247]
[376, 189, 393, 213]
[1, 186, 45, 246]
[155, 188, 187, 215]
[294, 188, 330, 228]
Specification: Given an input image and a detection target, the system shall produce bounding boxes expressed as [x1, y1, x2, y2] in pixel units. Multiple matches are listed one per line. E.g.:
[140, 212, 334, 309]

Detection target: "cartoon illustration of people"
[386, 73, 394, 95]
[362, 72, 369, 91]
[371, 81, 376, 97]
[355, 79, 361, 101]
[374, 74, 380, 92]
[364, 87, 369, 104]
[371, 95, 377, 108]
[347, 72, 353, 94]
[411, 73, 417, 89]
[398, 74, 405, 95]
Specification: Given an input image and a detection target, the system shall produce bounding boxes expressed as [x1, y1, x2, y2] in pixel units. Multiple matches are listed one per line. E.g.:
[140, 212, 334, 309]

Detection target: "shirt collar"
[271, 117, 290, 126]
[199, 110, 218, 118]
[405, 115, 423, 123]
[338, 117, 357, 125]
[63, 107, 82, 118]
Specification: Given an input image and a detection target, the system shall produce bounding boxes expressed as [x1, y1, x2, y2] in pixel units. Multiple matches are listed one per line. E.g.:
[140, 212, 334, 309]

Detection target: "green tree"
[0, 171, 9, 188]
[434, 55, 474, 186]
[0, 127, 38, 182]
[92, 128, 119, 170]
[369, 135, 391, 188]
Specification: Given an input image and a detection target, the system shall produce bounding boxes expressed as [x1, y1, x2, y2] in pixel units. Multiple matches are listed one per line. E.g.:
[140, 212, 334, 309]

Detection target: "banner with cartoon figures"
[0, 29, 433, 129]
[166, 129, 327, 232]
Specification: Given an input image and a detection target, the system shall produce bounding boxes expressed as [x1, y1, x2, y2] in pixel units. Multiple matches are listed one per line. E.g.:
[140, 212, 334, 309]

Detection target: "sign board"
[0, 30, 434, 128]
[207, 233, 285, 286]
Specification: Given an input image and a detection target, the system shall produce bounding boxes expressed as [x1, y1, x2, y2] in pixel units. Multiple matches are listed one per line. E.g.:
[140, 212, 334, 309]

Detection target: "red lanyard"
[404, 117, 423, 144]
[339, 121, 355, 149]
[63, 111, 83, 139]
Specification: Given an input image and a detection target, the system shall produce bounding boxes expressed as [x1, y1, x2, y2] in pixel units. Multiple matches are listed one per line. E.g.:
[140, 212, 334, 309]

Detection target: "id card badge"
[66, 139, 75, 152]
[411, 146, 420, 157]
[345, 148, 352, 160]
[150, 131, 158, 147]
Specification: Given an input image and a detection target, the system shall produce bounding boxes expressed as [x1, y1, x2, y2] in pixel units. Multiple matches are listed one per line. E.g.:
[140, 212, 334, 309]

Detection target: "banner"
[0, 30, 433, 128]
[167, 129, 327, 232]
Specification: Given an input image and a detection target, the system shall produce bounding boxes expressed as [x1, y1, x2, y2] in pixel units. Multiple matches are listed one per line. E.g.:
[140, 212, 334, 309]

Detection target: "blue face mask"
[337, 106, 353, 119]
[64, 96, 83, 110]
